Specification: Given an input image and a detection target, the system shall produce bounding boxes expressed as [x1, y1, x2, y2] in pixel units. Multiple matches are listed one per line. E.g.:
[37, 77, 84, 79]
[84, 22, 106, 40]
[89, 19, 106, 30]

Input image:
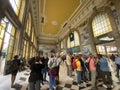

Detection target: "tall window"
[23, 40, 26, 58]
[31, 27, 34, 42]
[26, 13, 31, 36]
[9, 0, 21, 15]
[0, 20, 6, 50]
[92, 13, 112, 37]
[61, 41, 63, 49]
[67, 31, 80, 53]
[19, 0, 25, 21]
[0, 17, 16, 60]
[26, 41, 29, 59]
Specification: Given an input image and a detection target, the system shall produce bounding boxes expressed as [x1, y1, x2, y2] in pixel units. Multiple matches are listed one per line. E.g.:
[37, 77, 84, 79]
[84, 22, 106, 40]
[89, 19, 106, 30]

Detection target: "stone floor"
[0, 61, 120, 90]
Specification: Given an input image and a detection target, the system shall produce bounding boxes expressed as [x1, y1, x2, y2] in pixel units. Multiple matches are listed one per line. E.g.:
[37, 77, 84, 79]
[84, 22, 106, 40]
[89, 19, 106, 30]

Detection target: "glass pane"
[11, 27, 15, 36]
[9, 0, 21, 15]
[9, 37, 14, 46]
[19, 0, 25, 21]
[6, 23, 12, 33]
[1, 23, 6, 28]
[8, 46, 13, 54]
[24, 40, 26, 45]
[28, 14, 31, 36]
[74, 31, 80, 46]
[23, 45, 26, 58]
[7, 53, 12, 60]
[2, 32, 10, 54]
[61, 41, 63, 48]
[67, 38, 70, 48]
[26, 42, 29, 58]
[0, 39, 2, 49]
[9, 0, 17, 13]
[0, 30, 5, 39]
[92, 13, 112, 37]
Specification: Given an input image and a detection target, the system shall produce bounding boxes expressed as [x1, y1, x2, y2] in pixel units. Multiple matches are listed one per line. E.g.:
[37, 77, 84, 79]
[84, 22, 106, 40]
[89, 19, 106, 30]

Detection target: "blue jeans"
[76, 70, 81, 85]
[81, 68, 86, 81]
[29, 80, 40, 90]
[42, 68, 47, 80]
[49, 74, 56, 89]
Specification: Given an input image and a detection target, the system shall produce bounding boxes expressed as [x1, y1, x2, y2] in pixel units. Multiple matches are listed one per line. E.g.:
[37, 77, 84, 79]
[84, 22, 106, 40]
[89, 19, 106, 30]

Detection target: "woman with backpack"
[75, 55, 82, 87]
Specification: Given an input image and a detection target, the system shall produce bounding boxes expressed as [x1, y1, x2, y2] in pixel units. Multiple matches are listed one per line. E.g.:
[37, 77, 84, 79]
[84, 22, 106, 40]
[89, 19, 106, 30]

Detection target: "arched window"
[67, 36, 70, 48]
[92, 13, 112, 37]
[26, 13, 31, 36]
[67, 31, 80, 53]
[61, 41, 63, 49]
[74, 31, 79, 46]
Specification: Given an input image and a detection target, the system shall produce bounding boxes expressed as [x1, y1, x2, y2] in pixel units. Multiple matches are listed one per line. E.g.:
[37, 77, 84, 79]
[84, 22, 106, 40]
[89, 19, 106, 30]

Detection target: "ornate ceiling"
[31, 0, 80, 50]
[42, 0, 80, 35]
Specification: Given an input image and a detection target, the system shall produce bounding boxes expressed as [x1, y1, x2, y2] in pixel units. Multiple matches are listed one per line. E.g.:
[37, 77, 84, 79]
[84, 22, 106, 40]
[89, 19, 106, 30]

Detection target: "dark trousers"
[29, 80, 40, 90]
[101, 71, 112, 85]
[42, 68, 47, 81]
[116, 64, 120, 78]
[81, 69, 86, 81]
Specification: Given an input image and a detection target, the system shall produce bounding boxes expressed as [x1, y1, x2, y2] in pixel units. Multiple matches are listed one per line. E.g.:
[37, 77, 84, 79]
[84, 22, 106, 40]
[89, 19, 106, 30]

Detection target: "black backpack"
[10, 59, 19, 72]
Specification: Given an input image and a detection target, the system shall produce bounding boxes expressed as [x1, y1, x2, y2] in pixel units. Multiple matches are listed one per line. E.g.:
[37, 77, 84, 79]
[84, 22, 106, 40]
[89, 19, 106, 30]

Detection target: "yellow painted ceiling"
[42, 0, 80, 35]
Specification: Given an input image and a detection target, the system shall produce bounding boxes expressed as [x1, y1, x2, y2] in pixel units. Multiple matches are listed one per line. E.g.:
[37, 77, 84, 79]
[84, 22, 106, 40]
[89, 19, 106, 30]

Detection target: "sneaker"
[78, 84, 81, 87]
[111, 85, 114, 88]
[53, 86, 56, 90]
[102, 84, 108, 88]
[83, 82, 87, 87]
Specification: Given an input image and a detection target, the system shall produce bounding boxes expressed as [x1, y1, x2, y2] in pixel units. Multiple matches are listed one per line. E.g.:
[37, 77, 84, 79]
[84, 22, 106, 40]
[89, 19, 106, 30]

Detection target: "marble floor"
[0, 61, 120, 90]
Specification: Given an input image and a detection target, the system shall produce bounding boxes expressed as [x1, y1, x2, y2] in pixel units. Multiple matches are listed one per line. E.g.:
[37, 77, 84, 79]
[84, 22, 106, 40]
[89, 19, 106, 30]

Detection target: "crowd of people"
[10, 52, 120, 90]
[65, 53, 120, 90]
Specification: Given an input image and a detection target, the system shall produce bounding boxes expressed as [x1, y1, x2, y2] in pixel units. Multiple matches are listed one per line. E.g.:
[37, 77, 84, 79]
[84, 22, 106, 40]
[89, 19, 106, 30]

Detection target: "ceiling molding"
[31, 0, 40, 37]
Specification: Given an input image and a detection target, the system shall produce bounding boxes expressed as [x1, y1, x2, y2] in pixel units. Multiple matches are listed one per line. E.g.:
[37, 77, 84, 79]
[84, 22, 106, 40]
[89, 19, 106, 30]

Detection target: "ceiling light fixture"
[51, 21, 58, 26]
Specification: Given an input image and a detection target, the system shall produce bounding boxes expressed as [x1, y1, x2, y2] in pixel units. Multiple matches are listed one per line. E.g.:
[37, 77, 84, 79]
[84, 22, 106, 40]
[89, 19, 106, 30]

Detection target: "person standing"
[10, 55, 21, 88]
[41, 54, 49, 81]
[86, 55, 97, 90]
[75, 55, 82, 87]
[55, 52, 62, 84]
[98, 54, 113, 88]
[66, 52, 73, 80]
[28, 56, 43, 90]
[48, 54, 58, 90]
[115, 55, 120, 78]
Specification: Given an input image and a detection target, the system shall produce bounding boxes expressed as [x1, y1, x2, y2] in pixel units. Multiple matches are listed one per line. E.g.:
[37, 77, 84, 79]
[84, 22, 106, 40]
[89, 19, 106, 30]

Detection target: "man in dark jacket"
[28, 56, 44, 90]
[11, 55, 21, 88]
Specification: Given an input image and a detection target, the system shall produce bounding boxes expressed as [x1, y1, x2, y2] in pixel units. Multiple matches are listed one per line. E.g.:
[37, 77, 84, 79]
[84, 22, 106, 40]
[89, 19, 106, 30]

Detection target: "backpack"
[10, 60, 19, 72]
[72, 59, 77, 69]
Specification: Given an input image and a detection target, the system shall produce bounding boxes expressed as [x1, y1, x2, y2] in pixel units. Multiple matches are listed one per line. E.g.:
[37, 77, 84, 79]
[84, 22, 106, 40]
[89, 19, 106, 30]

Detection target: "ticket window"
[96, 45, 118, 55]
